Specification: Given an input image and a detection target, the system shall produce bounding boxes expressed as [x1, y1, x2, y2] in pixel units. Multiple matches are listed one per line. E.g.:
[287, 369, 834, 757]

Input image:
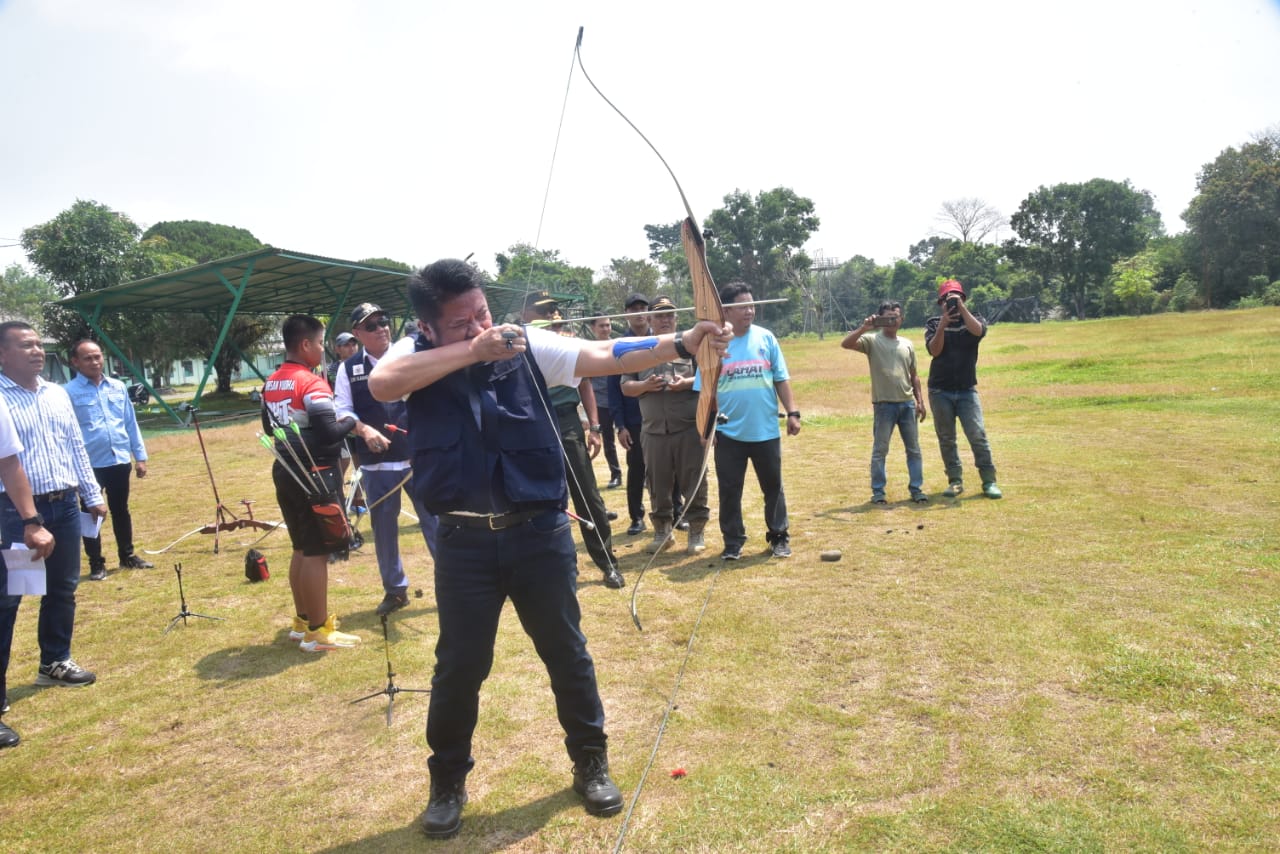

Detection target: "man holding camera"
[841, 301, 928, 504]
[924, 279, 1001, 499]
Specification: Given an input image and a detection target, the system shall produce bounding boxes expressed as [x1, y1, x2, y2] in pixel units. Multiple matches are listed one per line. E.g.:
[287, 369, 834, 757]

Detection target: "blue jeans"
[928, 388, 997, 485]
[425, 510, 606, 784]
[871, 401, 924, 497]
[361, 467, 438, 594]
[714, 435, 788, 548]
[0, 491, 83, 703]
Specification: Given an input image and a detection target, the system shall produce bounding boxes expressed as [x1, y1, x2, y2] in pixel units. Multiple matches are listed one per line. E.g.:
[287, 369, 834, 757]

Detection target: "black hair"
[407, 259, 487, 324]
[877, 301, 902, 314]
[0, 320, 35, 348]
[282, 314, 324, 352]
[719, 281, 752, 305]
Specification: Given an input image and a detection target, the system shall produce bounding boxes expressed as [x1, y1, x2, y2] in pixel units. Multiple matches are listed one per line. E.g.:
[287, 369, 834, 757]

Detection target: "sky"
[2, 0, 1279, 282]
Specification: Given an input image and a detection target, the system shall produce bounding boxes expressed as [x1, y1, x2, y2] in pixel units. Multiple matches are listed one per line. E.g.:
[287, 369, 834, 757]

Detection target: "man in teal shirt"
[65, 340, 151, 579]
[696, 282, 802, 561]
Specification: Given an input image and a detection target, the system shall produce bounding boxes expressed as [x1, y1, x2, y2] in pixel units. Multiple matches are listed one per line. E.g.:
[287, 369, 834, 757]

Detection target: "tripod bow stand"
[351, 615, 429, 726]
[163, 563, 224, 633]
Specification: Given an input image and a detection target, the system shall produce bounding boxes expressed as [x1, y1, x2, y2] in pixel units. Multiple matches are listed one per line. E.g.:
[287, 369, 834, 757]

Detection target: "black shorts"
[273, 464, 344, 557]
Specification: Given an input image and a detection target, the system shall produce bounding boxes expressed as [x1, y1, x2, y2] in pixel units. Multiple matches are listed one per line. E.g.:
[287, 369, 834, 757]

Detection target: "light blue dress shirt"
[64, 374, 148, 469]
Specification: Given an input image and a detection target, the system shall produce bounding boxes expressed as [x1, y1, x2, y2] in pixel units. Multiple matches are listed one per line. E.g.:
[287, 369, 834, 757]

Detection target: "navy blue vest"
[405, 332, 567, 515]
[343, 350, 409, 465]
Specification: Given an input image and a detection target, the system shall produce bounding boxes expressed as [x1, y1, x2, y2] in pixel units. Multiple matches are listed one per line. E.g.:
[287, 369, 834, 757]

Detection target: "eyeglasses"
[360, 318, 391, 331]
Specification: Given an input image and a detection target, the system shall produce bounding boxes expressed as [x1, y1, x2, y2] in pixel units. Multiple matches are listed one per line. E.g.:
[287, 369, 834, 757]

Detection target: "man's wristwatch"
[21, 513, 45, 527]
[787, 411, 801, 420]
[673, 330, 693, 360]
[589, 424, 602, 434]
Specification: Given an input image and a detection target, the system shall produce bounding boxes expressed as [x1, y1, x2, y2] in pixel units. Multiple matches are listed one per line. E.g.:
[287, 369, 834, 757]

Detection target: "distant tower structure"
[803, 251, 843, 339]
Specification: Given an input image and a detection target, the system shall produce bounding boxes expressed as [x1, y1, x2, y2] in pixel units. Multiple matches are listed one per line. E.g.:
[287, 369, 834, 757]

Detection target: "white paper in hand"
[3, 545, 47, 596]
[81, 512, 104, 538]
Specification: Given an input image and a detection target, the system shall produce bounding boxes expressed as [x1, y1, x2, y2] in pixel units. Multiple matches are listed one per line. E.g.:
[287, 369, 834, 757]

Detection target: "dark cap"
[350, 302, 385, 326]
[650, 295, 676, 311]
[524, 290, 559, 312]
[335, 332, 357, 346]
[624, 292, 649, 309]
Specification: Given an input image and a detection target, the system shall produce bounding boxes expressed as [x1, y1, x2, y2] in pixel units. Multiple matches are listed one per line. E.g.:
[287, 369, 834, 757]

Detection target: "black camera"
[872, 315, 897, 328]
[946, 296, 961, 313]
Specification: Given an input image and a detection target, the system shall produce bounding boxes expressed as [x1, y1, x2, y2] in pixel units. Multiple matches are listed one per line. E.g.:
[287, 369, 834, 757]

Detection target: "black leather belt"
[33, 489, 74, 503]
[440, 510, 545, 531]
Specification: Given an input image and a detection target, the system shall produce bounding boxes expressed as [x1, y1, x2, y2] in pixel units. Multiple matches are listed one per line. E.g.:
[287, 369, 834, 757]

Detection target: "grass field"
[2, 308, 1278, 852]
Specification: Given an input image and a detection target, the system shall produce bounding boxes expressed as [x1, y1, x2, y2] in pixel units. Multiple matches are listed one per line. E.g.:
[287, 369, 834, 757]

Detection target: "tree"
[595, 257, 661, 314]
[0, 263, 58, 322]
[143, 221, 273, 393]
[21, 199, 159, 347]
[1182, 128, 1280, 307]
[935, 198, 1005, 244]
[643, 221, 691, 293]
[1108, 251, 1160, 315]
[1005, 179, 1161, 319]
[492, 244, 594, 319]
[704, 187, 819, 334]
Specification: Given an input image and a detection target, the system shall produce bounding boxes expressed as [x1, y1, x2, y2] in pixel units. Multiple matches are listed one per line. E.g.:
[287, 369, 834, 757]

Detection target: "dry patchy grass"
[2, 307, 1278, 852]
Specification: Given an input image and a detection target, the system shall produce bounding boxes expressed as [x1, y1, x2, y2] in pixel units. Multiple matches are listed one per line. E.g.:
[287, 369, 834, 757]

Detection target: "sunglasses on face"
[360, 318, 391, 331]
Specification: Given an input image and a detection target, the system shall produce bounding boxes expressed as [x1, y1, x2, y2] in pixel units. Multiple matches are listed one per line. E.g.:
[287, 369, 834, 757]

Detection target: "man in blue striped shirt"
[66, 339, 152, 579]
[0, 392, 57, 748]
[0, 321, 106, 692]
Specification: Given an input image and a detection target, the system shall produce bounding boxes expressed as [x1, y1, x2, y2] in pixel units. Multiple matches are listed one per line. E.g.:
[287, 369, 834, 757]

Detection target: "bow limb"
[680, 217, 725, 440]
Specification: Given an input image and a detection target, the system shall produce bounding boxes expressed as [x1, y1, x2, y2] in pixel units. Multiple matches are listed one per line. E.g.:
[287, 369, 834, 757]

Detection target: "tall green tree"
[595, 257, 661, 315]
[643, 221, 691, 294]
[143, 220, 272, 393]
[0, 263, 58, 323]
[21, 199, 159, 348]
[703, 187, 819, 334]
[1182, 129, 1280, 307]
[492, 244, 594, 320]
[1005, 179, 1161, 319]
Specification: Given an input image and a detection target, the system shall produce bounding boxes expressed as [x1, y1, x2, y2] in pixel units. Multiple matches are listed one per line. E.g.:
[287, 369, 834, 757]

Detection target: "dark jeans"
[554, 405, 616, 573]
[426, 510, 607, 783]
[622, 419, 646, 522]
[929, 387, 997, 486]
[714, 435, 789, 549]
[597, 407, 622, 481]
[83, 462, 134, 564]
[0, 491, 82, 703]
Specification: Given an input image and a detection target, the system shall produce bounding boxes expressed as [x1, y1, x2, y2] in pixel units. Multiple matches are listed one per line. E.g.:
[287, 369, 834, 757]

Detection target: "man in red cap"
[924, 280, 1002, 499]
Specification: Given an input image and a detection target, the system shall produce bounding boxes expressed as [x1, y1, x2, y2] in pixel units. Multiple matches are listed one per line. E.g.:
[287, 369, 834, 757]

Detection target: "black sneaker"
[675, 519, 690, 532]
[602, 565, 625, 589]
[36, 659, 96, 687]
[375, 590, 410, 617]
[120, 554, 154, 569]
[422, 779, 467, 839]
[720, 544, 742, 561]
[771, 539, 792, 558]
[572, 747, 623, 816]
[88, 561, 107, 581]
[606, 475, 622, 489]
[626, 518, 646, 536]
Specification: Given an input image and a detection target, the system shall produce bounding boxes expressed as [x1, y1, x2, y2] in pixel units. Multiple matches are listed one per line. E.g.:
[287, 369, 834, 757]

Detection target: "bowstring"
[516, 28, 616, 572]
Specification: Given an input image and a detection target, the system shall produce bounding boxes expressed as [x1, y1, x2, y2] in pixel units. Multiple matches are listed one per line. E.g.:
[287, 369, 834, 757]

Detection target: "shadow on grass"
[193, 632, 328, 682]
[317, 789, 576, 853]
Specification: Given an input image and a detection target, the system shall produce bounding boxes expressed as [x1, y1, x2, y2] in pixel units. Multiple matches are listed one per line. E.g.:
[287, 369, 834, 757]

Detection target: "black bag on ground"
[244, 549, 269, 582]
